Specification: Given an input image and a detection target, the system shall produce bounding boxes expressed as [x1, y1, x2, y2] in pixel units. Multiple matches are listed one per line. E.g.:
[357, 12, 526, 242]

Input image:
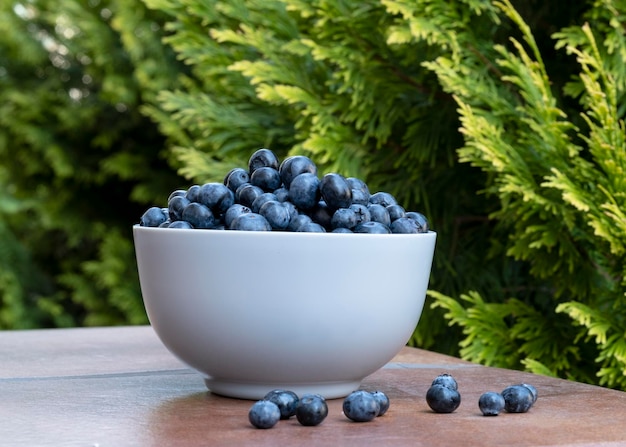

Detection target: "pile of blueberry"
[426, 373, 538, 416]
[248, 388, 390, 429]
[139, 148, 429, 234]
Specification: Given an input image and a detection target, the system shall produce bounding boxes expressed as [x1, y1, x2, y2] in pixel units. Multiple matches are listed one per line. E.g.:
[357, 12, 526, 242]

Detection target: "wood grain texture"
[1, 326, 625, 447]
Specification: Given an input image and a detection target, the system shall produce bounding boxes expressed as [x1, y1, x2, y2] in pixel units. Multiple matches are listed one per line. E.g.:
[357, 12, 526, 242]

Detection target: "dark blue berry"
[350, 203, 371, 226]
[406, 211, 429, 233]
[390, 217, 420, 234]
[230, 213, 272, 231]
[167, 189, 187, 202]
[185, 184, 201, 202]
[259, 200, 291, 230]
[250, 166, 282, 192]
[386, 204, 406, 221]
[251, 192, 278, 213]
[354, 221, 391, 234]
[181, 202, 215, 229]
[288, 213, 312, 231]
[273, 187, 290, 202]
[168, 195, 190, 221]
[518, 383, 538, 404]
[347, 177, 370, 205]
[248, 148, 279, 173]
[288, 173, 320, 210]
[368, 204, 391, 227]
[478, 391, 505, 416]
[168, 220, 193, 229]
[140, 206, 168, 227]
[502, 385, 534, 413]
[264, 389, 299, 420]
[371, 391, 390, 416]
[431, 373, 458, 390]
[331, 207, 358, 230]
[199, 182, 235, 215]
[223, 204, 251, 228]
[320, 173, 352, 210]
[332, 227, 353, 233]
[296, 394, 328, 426]
[369, 191, 397, 208]
[236, 184, 265, 208]
[343, 390, 380, 422]
[296, 222, 326, 232]
[248, 400, 281, 429]
[224, 168, 250, 192]
[426, 384, 461, 413]
[279, 155, 317, 188]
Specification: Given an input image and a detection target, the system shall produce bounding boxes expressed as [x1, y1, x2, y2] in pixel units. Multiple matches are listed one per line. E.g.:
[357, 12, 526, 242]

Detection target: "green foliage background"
[2, 0, 626, 389]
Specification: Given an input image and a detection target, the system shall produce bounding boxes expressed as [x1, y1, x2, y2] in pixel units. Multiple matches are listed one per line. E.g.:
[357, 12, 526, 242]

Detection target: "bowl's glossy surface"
[133, 226, 436, 399]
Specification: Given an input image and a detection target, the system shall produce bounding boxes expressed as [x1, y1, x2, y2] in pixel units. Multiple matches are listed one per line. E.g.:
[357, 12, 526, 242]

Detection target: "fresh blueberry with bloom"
[181, 202, 215, 229]
[431, 373, 458, 390]
[369, 191, 397, 208]
[371, 391, 390, 416]
[259, 200, 291, 230]
[296, 394, 328, 426]
[478, 391, 505, 416]
[223, 204, 251, 228]
[391, 217, 421, 234]
[331, 207, 358, 230]
[350, 203, 371, 226]
[167, 195, 190, 221]
[342, 390, 380, 422]
[224, 168, 250, 192]
[140, 206, 169, 227]
[297, 222, 326, 233]
[251, 192, 278, 213]
[230, 213, 272, 231]
[168, 220, 193, 229]
[199, 182, 235, 215]
[185, 184, 201, 203]
[406, 211, 429, 233]
[288, 213, 312, 232]
[347, 177, 370, 205]
[502, 385, 534, 413]
[426, 384, 461, 413]
[386, 204, 406, 221]
[517, 383, 538, 404]
[236, 184, 264, 209]
[320, 173, 352, 210]
[248, 148, 279, 173]
[251, 166, 282, 192]
[248, 400, 281, 429]
[309, 201, 333, 230]
[367, 203, 391, 227]
[288, 172, 320, 210]
[279, 155, 317, 188]
[264, 389, 299, 420]
[354, 221, 391, 234]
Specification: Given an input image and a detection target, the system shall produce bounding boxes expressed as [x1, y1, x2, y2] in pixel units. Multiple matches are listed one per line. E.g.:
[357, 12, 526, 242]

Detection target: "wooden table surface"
[1, 326, 626, 447]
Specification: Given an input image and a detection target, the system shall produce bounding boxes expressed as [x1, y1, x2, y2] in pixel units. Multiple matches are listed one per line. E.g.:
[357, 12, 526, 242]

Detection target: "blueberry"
[168, 220, 193, 229]
[331, 207, 358, 230]
[368, 203, 391, 227]
[250, 166, 282, 192]
[296, 222, 326, 232]
[236, 184, 265, 208]
[224, 168, 250, 192]
[288, 213, 312, 231]
[478, 391, 505, 416]
[390, 217, 420, 234]
[251, 192, 278, 213]
[426, 384, 461, 413]
[371, 391, 390, 416]
[354, 221, 391, 234]
[199, 182, 235, 215]
[140, 206, 168, 227]
[431, 373, 458, 391]
[167, 189, 187, 202]
[501, 385, 534, 413]
[349, 203, 371, 226]
[273, 187, 290, 202]
[230, 213, 272, 231]
[517, 383, 538, 404]
[309, 200, 333, 230]
[296, 393, 328, 426]
[406, 211, 429, 233]
[369, 191, 397, 208]
[185, 184, 201, 202]
[332, 227, 353, 233]
[264, 389, 299, 420]
[248, 400, 281, 429]
[248, 148, 279, 173]
[223, 204, 251, 228]
[279, 155, 317, 188]
[320, 173, 352, 210]
[347, 177, 370, 205]
[386, 204, 406, 221]
[168, 195, 190, 221]
[343, 390, 380, 422]
[158, 220, 171, 228]
[288, 173, 320, 210]
[259, 200, 291, 230]
[181, 202, 215, 229]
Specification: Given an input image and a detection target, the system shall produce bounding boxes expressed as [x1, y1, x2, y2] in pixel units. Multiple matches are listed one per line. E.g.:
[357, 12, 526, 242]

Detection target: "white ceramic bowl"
[133, 226, 436, 399]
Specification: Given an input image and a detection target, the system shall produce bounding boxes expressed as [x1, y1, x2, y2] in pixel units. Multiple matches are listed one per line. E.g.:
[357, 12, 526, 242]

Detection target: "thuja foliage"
[0, 0, 185, 328]
[143, 0, 626, 388]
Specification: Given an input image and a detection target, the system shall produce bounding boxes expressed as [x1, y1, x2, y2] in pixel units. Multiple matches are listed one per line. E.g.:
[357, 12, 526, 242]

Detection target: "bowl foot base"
[204, 378, 362, 400]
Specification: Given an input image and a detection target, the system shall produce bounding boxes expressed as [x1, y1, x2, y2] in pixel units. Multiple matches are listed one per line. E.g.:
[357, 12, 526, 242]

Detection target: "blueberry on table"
[296, 394, 328, 426]
[264, 389, 299, 420]
[320, 173, 352, 210]
[431, 373, 458, 391]
[248, 148, 279, 173]
[371, 391, 390, 416]
[426, 384, 461, 413]
[139, 206, 168, 227]
[248, 400, 281, 429]
[288, 173, 320, 210]
[502, 385, 534, 413]
[230, 213, 272, 231]
[343, 390, 380, 422]
[517, 383, 538, 404]
[478, 391, 505, 416]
